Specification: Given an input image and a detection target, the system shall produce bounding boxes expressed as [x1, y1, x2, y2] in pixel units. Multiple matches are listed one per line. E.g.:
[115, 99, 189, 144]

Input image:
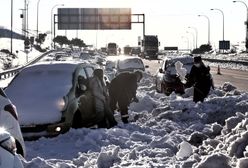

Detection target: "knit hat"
[193, 56, 202, 63]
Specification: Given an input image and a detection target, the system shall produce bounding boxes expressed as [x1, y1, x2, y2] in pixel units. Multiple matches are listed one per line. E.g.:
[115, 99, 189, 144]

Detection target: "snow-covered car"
[5, 61, 100, 139]
[104, 56, 147, 81]
[0, 88, 25, 157]
[155, 55, 194, 95]
[0, 128, 24, 168]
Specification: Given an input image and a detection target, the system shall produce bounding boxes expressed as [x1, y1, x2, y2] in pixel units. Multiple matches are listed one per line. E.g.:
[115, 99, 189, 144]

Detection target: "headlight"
[0, 130, 17, 155]
[56, 98, 66, 111]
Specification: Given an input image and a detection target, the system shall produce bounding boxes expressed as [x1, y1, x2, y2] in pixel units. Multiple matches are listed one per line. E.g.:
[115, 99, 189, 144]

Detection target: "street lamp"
[11, 0, 13, 54]
[36, 0, 41, 38]
[198, 14, 210, 44]
[188, 26, 198, 48]
[51, 4, 64, 49]
[186, 31, 195, 50]
[233, 0, 248, 52]
[181, 36, 190, 51]
[211, 8, 225, 41]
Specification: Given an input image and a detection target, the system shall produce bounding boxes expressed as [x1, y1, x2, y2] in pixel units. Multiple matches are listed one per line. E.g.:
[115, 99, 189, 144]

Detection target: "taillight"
[4, 104, 18, 120]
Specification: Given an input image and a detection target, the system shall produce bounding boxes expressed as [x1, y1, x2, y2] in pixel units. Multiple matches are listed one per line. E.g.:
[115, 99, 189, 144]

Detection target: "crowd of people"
[76, 55, 214, 129]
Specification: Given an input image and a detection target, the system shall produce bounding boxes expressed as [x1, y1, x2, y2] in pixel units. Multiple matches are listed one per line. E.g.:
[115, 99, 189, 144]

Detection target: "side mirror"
[159, 68, 163, 73]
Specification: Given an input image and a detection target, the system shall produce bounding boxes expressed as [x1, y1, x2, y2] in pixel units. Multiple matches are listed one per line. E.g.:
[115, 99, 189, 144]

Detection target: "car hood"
[5, 67, 74, 125]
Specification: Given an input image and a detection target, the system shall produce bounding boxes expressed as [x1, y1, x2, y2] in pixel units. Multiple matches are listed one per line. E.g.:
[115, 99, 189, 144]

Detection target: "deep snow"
[19, 71, 248, 168]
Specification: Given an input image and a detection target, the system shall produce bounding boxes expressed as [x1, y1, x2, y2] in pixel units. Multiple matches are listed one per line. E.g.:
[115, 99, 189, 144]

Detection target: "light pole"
[198, 14, 210, 44]
[186, 31, 195, 50]
[211, 8, 225, 41]
[233, 0, 248, 52]
[36, 0, 41, 38]
[181, 36, 190, 51]
[11, 0, 13, 54]
[188, 26, 198, 48]
[51, 4, 64, 49]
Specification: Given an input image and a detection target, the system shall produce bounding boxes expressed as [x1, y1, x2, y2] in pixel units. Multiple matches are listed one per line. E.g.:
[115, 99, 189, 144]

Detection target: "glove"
[133, 97, 139, 103]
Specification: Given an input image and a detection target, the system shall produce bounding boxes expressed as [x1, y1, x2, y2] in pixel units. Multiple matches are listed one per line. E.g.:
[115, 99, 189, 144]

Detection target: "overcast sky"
[1, 0, 247, 50]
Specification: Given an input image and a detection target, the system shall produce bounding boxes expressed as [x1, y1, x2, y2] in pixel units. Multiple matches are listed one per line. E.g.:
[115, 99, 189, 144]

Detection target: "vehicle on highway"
[155, 55, 194, 95]
[141, 35, 159, 59]
[54, 52, 70, 61]
[130, 47, 141, 56]
[107, 42, 118, 55]
[0, 88, 25, 157]
[104, 56, 146, 81]
[123, 46, 132, 55]
[0, 128, 24, 168]
[5, 61, 102, 139]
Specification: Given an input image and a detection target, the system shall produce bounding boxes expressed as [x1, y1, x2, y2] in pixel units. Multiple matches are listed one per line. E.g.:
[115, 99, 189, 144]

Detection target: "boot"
[122, 117, 129, 124]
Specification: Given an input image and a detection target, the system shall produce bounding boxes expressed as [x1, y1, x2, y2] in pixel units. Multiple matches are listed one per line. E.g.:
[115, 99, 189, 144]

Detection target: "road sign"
[164, 47, 178, 51]
[219, 40, 230, 50]
[57, 8, 131, 30]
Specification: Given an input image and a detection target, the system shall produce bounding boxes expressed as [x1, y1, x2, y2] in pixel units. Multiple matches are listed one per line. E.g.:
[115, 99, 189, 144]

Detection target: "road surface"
[143, 59, 248, 92]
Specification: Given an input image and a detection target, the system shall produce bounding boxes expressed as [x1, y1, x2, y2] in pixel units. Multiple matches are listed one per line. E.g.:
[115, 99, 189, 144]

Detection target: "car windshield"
[164, 56, 193, 75]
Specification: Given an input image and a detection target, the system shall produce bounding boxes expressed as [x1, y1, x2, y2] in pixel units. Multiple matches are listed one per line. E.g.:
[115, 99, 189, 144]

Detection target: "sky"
[0, 50, 248, 167]
[1, 0, 248, 50]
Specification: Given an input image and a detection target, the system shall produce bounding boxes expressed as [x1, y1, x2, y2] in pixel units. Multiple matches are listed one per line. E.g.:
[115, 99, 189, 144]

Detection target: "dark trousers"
[193, 87, 209, 103]
[109, 93, 130, 121]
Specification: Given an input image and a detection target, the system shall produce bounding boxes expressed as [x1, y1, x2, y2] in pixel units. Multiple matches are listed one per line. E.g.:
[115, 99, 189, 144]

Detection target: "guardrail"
[202, 58, 248, 66]
[0, 50, 54, 80]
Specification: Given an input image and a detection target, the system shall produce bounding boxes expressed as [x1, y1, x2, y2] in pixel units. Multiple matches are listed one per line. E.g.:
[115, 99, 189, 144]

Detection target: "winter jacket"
[109, 72, 138, 103]
[89, 76, 108, 103]
[187, 64, 212, 102]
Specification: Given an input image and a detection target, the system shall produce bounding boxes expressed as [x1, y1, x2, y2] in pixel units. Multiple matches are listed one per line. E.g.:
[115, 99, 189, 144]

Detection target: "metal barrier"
[202, 58, 248, 66]
[0, 50, 54, 80]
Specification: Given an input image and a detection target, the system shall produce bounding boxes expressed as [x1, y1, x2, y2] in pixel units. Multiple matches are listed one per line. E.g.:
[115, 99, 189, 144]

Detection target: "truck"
[107, 42, 117, 55]
[123, 45, 132, 55]
[141, 35, 159, 59]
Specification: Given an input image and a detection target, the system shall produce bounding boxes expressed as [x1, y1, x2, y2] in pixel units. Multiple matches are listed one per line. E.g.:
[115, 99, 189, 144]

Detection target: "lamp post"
[233, 0, 248, 52]
[11, 0, 13, 54]
[188, 26, 198, 48]
[51, 4, 64, 49]
[198, 14, 210, 44]
[181, 36, 190, 51]
[211, 8, 225, 41]
[186, 31, 195, 50]
[36, 0, 41, 38]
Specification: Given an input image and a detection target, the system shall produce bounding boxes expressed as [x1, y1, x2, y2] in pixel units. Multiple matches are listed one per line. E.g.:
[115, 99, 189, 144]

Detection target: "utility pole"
[11, 0, 13, 54]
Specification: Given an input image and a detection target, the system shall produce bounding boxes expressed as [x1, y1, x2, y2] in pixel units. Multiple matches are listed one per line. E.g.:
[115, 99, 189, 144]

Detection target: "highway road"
[142, 59, 248, 92]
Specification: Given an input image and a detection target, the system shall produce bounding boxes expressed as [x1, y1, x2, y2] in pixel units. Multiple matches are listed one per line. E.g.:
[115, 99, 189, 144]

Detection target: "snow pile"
[16, 71, 248, 168]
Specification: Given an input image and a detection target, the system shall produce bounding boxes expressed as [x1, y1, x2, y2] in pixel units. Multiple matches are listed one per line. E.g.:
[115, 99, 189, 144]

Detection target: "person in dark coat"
[109, 71, 143, 123]
[187, 56, 214, 103]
